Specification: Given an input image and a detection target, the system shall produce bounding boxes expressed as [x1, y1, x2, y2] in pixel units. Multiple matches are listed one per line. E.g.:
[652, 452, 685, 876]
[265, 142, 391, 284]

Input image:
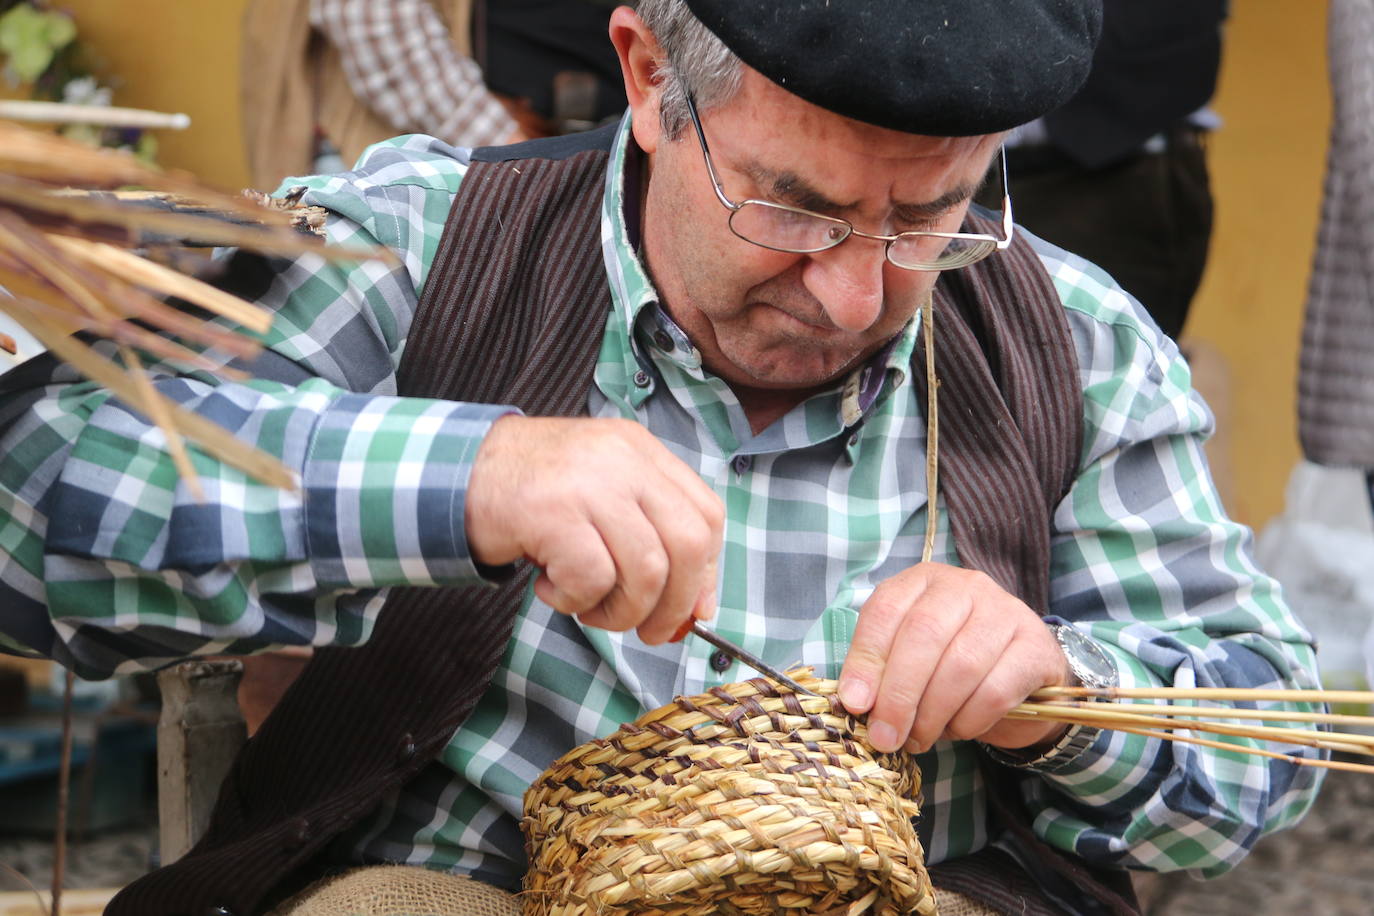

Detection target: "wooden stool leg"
[156, 659, 245, 864]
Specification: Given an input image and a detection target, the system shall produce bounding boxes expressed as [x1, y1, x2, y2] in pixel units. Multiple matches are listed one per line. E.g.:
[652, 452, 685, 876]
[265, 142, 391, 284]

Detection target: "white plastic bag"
[1255, 461, 1374, 693]
[1366, 615, 1374, 691]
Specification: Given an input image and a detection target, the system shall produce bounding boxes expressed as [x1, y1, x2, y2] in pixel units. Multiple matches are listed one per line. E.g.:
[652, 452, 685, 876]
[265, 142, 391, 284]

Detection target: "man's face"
[633, 68, 1002, 395]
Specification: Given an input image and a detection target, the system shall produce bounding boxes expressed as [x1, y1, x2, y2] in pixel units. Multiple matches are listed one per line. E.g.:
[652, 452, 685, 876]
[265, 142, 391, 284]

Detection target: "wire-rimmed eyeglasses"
[684, 94, 1013, 271]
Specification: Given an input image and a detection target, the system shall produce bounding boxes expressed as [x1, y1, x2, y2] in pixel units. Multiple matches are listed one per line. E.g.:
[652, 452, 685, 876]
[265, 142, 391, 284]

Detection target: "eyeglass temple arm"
[997, 145, 1014, 247]
[684, 92, 738, 211]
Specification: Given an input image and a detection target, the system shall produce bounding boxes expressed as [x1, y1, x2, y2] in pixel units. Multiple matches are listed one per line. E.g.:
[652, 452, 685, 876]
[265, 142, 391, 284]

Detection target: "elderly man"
[0, 1, 1321, 914]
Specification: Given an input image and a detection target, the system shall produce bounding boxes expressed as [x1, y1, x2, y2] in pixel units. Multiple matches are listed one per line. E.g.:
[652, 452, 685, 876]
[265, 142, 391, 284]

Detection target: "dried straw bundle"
[522, 671, 937, 916]
[0, 120, 388, 494]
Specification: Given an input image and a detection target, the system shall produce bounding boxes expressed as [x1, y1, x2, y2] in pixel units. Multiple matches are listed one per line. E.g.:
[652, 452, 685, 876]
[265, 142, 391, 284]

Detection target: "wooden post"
[156, 659, 245, 865]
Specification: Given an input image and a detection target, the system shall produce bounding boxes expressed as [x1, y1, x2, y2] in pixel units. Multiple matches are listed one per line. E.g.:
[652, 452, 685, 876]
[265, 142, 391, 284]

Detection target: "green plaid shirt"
[0, 117, 1321, 885]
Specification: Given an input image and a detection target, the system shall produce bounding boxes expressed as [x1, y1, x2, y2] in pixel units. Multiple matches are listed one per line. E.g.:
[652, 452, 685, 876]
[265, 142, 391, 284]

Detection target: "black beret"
[682, 0, 1103, 136]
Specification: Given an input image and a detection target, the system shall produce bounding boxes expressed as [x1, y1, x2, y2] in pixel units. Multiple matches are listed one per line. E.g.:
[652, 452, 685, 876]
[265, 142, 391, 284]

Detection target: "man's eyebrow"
[891, 183, 983, 224]
[741, 163, 853, 213]
[740, 161, 983, 224]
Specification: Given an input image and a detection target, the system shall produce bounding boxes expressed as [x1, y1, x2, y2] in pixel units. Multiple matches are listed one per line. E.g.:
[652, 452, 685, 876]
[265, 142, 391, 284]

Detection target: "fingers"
[692, 554, 719, 623]
[838, 572, 928, 716]
[571, 481, 718, 643]
[952, 621, 1072, 751]
[534, 507, 659, 621]
[646, 444, 726, 626]
[841, 564, 1065, 754]
[840, 566, 969, 752]
[632, 451, 724, 641]
[902, 620, 1014, 750]
[468, 417, 723, 639]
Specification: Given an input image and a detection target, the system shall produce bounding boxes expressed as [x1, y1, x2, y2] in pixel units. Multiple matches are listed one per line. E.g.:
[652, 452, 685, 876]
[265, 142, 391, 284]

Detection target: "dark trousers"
[984, 127, 1213, 341]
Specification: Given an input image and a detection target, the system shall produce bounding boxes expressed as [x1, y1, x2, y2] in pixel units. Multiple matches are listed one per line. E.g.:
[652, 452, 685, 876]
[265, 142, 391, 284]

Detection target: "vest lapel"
[917, 210, 1083, 612]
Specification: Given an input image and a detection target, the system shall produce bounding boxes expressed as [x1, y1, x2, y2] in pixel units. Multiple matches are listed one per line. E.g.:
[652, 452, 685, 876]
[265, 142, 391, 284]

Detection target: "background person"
[241, 0, 626, 188]
[982, 0, 1228, 342]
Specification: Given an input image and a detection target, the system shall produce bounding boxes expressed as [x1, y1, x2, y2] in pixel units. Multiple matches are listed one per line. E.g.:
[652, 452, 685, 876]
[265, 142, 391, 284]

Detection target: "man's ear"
[609, 6, 665, 155]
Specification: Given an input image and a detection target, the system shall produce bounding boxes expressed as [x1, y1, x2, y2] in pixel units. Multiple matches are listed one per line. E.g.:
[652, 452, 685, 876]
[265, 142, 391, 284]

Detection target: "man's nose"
[802, 239, 887, 332]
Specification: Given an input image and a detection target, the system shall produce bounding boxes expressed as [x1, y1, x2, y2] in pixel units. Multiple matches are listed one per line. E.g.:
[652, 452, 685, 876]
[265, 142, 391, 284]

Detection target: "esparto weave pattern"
[522, 671, 937, 916]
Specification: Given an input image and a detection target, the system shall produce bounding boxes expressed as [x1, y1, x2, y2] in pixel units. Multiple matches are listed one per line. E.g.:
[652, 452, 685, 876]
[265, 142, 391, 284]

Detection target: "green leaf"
[0, 3, 78, 83]
[58, 121, 101, 147]
[134, 131, 159, 165]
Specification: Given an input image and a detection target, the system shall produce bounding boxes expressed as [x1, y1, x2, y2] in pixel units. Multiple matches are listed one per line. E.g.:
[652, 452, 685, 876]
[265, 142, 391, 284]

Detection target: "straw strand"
[1006, 704, 1374, 758]
[1032, 698, 1374, 729]
[1093, 724, 1374, 776]
[1034, 685, 1374, 704]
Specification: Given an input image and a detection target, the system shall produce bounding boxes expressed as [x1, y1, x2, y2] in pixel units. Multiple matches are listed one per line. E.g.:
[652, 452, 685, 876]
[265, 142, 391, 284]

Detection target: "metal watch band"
[983, 720, 1099, 772]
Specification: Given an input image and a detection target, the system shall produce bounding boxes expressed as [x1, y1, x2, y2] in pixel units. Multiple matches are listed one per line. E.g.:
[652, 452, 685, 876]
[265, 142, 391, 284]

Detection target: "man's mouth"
[755, 300, 842, 334]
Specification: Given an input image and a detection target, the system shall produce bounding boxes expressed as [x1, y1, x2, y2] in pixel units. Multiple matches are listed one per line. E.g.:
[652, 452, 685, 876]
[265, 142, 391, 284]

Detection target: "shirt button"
[653, 329, 675, 351]
[732, 454, 752, 474]
[204, 907, 234, 916]
[633, 369, 652, 388]
[709, 650, 732, 673]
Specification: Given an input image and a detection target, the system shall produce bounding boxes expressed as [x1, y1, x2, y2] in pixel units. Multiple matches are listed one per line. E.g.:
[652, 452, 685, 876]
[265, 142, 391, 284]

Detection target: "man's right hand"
[465, 416, 724, 644]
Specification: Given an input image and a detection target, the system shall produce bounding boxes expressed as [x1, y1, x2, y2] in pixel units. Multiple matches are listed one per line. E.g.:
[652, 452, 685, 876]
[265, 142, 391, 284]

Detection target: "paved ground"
[0, 822, 153, 901]
[1144, 763, 1374, 916]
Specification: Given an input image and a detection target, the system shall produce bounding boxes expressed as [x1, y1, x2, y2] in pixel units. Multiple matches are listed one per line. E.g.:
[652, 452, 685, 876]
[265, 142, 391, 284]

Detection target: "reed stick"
[0, 174, 386, 264]
[47, 234, 273, 334]
[1094, 723, 1374, 776]
[0, 119, 377, 493]
[0, 100, 191, 130]
[1033, 699, 1374, 729]
[1, 121, 298, 223]
[3, 298, 296, 491]
[1007, 704, 1374, 756]
[0, 231, 258, 371]
[920, 295, 938, 564]
[0, 121, 190, 189]
[1033, 685, 1374, 705]
[13, 276, 258, 371]
[0, 280, 250, 379]
[120, 345, 204, 502]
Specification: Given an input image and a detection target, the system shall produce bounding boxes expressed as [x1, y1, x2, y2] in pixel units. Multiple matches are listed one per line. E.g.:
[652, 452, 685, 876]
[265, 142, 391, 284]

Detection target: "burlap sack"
[270, 863, 998, 915]
[935, 888, 1002, 916]
[270, 865, 522, 916]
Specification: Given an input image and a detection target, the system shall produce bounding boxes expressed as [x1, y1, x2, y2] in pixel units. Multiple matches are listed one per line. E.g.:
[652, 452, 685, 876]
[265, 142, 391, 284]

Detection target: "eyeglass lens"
[727, 203, 999, 270]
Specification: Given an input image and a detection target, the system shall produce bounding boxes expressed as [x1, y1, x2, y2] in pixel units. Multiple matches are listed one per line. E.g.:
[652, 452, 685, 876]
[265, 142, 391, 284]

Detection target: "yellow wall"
[53, 0, 253, 190]
[37, 1, 1334, 530]
[1186, 3, 1331, 528]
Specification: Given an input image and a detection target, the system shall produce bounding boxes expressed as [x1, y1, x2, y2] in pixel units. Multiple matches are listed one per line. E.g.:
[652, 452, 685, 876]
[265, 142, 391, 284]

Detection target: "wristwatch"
[983, 623, 1118, 773]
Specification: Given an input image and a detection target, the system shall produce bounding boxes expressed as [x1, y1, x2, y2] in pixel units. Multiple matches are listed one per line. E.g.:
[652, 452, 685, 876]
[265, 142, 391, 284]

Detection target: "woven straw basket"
[522, 670, 937, 915]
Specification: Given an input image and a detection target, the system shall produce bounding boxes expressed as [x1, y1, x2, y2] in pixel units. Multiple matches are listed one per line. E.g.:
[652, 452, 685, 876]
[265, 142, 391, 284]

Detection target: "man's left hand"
[837, 562, 1071, 754]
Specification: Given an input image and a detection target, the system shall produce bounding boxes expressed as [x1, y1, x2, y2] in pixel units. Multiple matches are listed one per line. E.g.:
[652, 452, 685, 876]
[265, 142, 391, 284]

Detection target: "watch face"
[1056, 626, 1117, 687]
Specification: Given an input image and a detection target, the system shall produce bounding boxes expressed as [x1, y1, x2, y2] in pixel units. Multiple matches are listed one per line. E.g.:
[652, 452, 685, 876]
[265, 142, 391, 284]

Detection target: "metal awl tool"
[672, 618, 818, 696]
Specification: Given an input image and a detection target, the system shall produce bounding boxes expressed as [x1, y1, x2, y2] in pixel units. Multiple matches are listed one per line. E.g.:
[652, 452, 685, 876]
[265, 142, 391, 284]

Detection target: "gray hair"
[633, 0, 743, 137]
